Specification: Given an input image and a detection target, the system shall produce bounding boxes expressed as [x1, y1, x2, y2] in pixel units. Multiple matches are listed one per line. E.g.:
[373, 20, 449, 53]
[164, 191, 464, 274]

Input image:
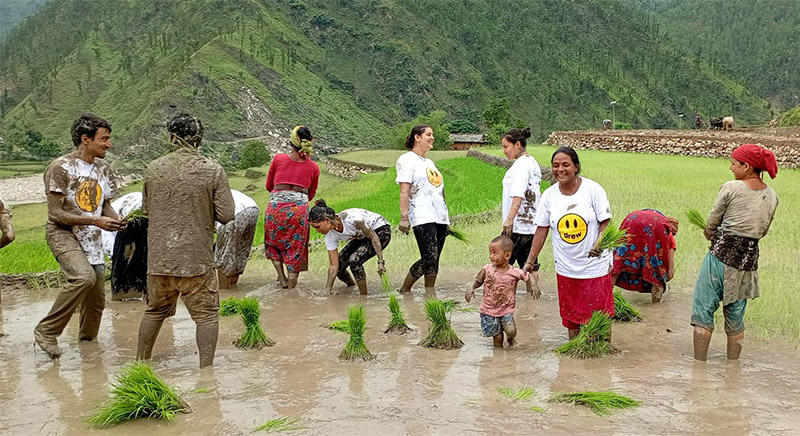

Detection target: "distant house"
[449, 133, 489, 150]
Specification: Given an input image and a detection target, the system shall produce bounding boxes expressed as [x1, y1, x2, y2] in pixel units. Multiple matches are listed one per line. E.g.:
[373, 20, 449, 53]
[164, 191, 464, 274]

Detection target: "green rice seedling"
[385, 293, 411, 334]
[381, 273, 392, 294]
[87, 361, 189, 428]
[498, 386, 535, 402]
[529, 406, 547, 413]
[340, 305, 375, 361]
[124, 208, 148, 222]
[613, 290, 642, 322]
[686, 209, 707, 230]
[219, 297, 240, 316]
[418, 299, 464, 349]
[441, 299, 458, 312]
[255, 416, 307, 432]
[447, 228, 469, 244]
[548, 391, 641, 416]
[594, 222, 629, 253]
[233, 297, 275, 349]
[325, 320, 350, 333]
[554, 311, 614, 359]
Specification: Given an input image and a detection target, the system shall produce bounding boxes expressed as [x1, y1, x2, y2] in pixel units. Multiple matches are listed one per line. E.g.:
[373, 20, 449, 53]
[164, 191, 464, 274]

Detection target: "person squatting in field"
[691, 144, 779, 361]
[34, 114, 125, 359]
[309, 199, 391, 295]
[215, 190, 259, 289]
[136, 113, 235, 369]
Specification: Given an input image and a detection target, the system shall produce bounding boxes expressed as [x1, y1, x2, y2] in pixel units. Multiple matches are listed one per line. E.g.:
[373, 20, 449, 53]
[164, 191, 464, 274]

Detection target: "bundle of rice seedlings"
[554, 311, 613, 359]
[340, 305, 375, 361]
[233, 297, 275, 349]
[441, 299, 458, 312]
[686, 209, 707, 230]
[384, 293, 411, 334]
[381, 273, 392, 294]
[447, 228, 469, 244]
[88, 361, 189, 428]
[418, 299, 464, 349]
[255, 416, 307, 432]
[324, 320, 350, 333]
[124, 208, 148, 222]
[498, 386, 535, 402]
[548, 391, 641, 416]
[613, 290, 642, 322]
[219, 297, 240, 317]
[594, 222, 629, 253]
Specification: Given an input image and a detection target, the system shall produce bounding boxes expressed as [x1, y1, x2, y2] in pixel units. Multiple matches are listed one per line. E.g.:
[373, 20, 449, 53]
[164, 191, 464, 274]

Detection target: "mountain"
[0, 0, 47, 40]
[0, 0, 772, 159]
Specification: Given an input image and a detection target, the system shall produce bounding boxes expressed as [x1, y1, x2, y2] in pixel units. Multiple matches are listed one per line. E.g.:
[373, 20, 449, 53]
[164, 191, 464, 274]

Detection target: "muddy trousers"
[35, 251, 105, 340]
[337, 225, 391, 283]
[409, 223, 448, 279]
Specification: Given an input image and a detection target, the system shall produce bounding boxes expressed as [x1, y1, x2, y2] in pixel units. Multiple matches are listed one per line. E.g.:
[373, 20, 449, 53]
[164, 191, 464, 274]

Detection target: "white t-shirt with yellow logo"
[395, 151, 450, 227]
[534, 177, 612, 278]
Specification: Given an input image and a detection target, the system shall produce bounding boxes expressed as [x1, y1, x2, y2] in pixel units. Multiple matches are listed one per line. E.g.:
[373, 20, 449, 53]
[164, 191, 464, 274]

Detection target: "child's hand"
[465, 288, 475, 303]
[526, 279, 541, 299]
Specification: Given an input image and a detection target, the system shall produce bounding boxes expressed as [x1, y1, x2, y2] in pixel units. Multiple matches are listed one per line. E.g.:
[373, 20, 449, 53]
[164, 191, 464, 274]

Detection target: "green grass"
[548, 391, 641, 416]
[613, 290, 642, 322]
[254, 417, 307, 432]
[555, 311, 614, 359]
[418, 299, 464, 349]
[340, 305, 374, 361]
[0, 160, 47, 179]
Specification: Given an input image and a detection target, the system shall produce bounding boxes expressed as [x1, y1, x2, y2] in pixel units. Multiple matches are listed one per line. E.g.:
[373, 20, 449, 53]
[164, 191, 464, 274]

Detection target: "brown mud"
[2, 270, 800, 435]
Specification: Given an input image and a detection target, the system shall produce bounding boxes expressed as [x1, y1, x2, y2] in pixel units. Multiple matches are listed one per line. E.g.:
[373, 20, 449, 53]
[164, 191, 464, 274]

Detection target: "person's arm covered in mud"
[213, 169, 235, 225]
[465, 267, 486, 303]
[524, 226, 549, 273]
[47, 193, 125, 231]
[399, 182, 412, 234]
[355, 221, 386, 275]
[503, 197, 523, 236]
[325, 249, 339, 294]
[705, 184, 730, 240]
[0, 201, 14, 249]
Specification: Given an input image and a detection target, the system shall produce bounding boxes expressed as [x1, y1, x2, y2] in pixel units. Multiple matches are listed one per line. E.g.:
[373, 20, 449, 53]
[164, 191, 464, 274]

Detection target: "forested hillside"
[0, 0, 46, 39]
[0, 0, 772, 160]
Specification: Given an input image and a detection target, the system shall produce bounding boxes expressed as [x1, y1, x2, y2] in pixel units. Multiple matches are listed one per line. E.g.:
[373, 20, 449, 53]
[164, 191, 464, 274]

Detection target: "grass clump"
[447, 228, 469, 244]
[255, 416, 307, 432]
[219, 297, 240, 316]
[233, 297, 275, 349]
[593, 222, 629, 254]
[340, 305, 375, 361]
[613, 290, 642, 322]
[87, 361, 189, 428]
[548, 391, 641, 416]
[325, 320, 350, 333]
[554, 311, 614, 359]
[418, 299, 464, 349]
[686, 209, 707, 230]
[498, 386, 535, 402]
[385, 293, 411, 334]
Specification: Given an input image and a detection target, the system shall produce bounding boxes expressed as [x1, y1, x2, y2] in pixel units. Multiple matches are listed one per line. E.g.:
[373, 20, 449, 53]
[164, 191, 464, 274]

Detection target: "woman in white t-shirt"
[500, 127, 542, 293]
[396, 125, 450, 298]
[523, 147, 615, 339]
[310, 199, 391, 295]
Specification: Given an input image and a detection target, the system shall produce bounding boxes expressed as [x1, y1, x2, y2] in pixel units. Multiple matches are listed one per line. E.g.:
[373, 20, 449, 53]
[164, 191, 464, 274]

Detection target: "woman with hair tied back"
[309, 200, 391, 295]
[395, 125, 450, 299]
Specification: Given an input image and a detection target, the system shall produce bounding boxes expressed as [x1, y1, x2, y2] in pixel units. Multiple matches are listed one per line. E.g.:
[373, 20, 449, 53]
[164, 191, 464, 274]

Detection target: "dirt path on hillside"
[2, 271, 799, 435]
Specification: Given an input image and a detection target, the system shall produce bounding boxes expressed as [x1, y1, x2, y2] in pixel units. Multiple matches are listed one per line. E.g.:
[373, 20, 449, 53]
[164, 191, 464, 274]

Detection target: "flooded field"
[2, 272, 799, 435]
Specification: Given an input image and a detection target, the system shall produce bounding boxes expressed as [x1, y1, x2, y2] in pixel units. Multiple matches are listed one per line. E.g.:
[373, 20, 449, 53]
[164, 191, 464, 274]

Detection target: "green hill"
[0, 0, 46, 40]
[0, 0, 772, 160]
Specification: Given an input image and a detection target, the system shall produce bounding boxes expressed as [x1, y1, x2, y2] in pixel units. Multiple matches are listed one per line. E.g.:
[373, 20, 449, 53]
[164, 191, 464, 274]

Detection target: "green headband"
[291, 126, 313, 157]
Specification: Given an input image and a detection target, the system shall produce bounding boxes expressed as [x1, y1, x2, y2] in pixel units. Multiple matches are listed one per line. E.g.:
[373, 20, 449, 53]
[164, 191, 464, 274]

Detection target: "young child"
[466, 235, 540, 347]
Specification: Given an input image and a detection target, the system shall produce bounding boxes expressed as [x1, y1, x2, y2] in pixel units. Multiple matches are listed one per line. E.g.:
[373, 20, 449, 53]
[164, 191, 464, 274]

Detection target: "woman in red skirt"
[524, 147, 614, 339]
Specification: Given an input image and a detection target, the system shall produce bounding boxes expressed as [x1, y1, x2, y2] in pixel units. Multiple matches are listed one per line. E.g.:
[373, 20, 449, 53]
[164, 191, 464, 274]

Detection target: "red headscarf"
[731, 144, 778, 179]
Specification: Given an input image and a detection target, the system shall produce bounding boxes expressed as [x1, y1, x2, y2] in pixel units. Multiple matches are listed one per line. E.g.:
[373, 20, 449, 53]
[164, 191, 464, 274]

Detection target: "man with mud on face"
[33, 114, 125, 359]
[136, 113, 235, 369]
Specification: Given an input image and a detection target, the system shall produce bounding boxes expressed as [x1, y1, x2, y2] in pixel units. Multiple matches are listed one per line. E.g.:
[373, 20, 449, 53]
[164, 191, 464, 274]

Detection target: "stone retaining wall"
[466, 150, 557, 184]
[325, 157, 389, 180]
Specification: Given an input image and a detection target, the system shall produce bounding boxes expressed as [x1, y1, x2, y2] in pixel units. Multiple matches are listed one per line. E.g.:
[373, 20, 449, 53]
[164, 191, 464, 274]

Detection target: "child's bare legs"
[502, 316, 517, 346]
[492, 332, 504, 348]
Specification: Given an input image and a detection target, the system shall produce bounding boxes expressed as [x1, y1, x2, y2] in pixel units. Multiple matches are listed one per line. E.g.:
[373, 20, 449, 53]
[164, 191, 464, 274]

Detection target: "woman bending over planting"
[691, 144, 779, 361]
[310, 200, 391, 295]
[612, 210, 679, 303]
[264, 126, 320, 290]
[524, 147, 615, 339]
[396, 125, 450, 299]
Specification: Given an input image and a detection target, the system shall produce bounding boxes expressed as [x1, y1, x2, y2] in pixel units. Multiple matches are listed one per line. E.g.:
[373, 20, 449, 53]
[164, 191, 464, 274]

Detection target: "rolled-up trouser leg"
[79, 265, 106, 340]
[36, 251, 98, 338]
[180, 270, 220, 368]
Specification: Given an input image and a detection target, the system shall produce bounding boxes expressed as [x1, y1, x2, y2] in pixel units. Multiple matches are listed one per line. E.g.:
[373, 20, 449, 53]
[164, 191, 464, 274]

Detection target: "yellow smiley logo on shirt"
[75, 180, 102, 213]
[557, 213, 587, 244]
[427, 168, 443, 187]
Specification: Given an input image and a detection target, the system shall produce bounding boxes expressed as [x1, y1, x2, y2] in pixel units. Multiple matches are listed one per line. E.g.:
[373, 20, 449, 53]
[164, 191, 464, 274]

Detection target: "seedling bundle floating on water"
[384, 293, 411, 334]
[447, 228, 469, 244]
[255, 416, 307, 432]
[325, 320, 350, 333]
[340, 305, 375, 361]
[548, 391, 641, 416]
[233, 297, 275, 349]
[419, 299, 464, 349]
[686, 209, 707, 230]
[593, 222, 629, 254]
[613, 290, 642, 322]
[498, 386, 535, 403]
[555, 311, 614, 359]
[88, 361, 189, 428]
[219, 297, 241, 317]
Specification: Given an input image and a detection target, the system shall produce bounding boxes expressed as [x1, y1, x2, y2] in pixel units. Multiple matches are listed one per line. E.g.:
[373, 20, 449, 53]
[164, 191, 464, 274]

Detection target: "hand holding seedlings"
[377, 260, 387, 276]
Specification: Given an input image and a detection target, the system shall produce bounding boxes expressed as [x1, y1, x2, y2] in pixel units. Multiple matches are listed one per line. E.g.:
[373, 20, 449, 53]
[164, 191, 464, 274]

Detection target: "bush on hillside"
[238, 140, 271, 170]
[22, 129, 62, 160]
[613, 122, 633, 130]
[778, 105, 800, 127]
[482, 98, 512, 128]
[486, 123, 509, 146]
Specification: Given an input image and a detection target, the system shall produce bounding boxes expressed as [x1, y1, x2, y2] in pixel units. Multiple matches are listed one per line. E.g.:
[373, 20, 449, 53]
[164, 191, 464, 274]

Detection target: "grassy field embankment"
[0, 160, 47, 179]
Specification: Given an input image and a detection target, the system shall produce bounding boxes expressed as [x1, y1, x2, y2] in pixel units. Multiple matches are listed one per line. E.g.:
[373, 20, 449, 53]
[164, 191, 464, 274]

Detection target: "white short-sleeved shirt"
[101, 192, 143, 257]
[534, 177, 613, 278]
[395, 151, 450, 227]
[324, 208, 389, 250]
[502, 154, 542, 235]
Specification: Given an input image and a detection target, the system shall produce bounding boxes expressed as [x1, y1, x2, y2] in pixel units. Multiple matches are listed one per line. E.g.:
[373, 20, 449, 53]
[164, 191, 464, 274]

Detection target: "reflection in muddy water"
[1, 271, 800, 435]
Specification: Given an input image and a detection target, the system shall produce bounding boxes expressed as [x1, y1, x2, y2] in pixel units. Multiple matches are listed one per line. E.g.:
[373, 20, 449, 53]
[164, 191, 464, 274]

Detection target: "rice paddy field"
[0, 160, 47, 179]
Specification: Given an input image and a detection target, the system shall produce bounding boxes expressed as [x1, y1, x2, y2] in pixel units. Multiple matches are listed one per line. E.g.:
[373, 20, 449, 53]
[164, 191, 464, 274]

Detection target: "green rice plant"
[686, 209, 707, 230]
[447, 228, 469, 244]
[529, 406, 547, 413]
[233, 297, 275, 349]
[324, 320, 350, 333]
[124, 208, 148, 222]
[384, 293, 411, 334]
[87, 361, 189, 428]
[554, 311, 614, 359]
[219, 297, 240, 316]
[340, 305, 375, 361]
[594, 221, 629, 253]
[613, 290, 642, 322]
[418, 299, 464, 349]
[498, 386, 535, 402]
[441, 299, 458, 312]
[255, 416, 307, 432]
[381, 273, 392, 294]
[548, 391, 641, 416]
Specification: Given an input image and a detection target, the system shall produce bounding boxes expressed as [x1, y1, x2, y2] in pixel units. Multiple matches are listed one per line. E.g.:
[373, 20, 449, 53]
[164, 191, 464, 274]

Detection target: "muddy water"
[2, 271, 800, 436]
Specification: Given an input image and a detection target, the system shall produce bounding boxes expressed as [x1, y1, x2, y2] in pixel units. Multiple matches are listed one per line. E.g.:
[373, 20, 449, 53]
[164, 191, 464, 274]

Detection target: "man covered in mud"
[136, 113, 235, 369]
[34, 114, 125, 358]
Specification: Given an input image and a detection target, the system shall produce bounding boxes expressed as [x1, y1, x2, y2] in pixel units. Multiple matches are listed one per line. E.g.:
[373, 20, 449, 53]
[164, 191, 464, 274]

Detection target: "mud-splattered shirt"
[143, 148, 235, 277]
[502, 154, 542, 234]
[324, 208, 389, 250]
[395, 151, 449, 227]
[475, 264, 529, 317]
[43, 152, 118, 265]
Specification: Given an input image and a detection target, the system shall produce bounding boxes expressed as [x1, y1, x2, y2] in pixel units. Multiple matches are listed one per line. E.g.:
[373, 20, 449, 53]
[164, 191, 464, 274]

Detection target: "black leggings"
[509, 233, 540, 271]
[410, 223, 448, 279]
[337, 225, 392, 283]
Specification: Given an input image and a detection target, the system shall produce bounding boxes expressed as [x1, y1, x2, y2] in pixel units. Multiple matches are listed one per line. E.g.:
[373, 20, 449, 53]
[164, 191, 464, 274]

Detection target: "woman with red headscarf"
[691, 144, 779, 362]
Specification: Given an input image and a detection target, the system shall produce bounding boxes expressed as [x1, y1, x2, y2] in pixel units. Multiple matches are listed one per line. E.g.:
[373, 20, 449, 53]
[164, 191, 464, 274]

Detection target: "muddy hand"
[399, 218, 411, 235]
[527, 279, 541, 299]
[95, 216, 125, 231]
[465, 288, 474, 303]
[588, 245, 602, 258]
[502, 222, 514, 237]
[377, 261, 387, 276]
[523, 261, 535, 273]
